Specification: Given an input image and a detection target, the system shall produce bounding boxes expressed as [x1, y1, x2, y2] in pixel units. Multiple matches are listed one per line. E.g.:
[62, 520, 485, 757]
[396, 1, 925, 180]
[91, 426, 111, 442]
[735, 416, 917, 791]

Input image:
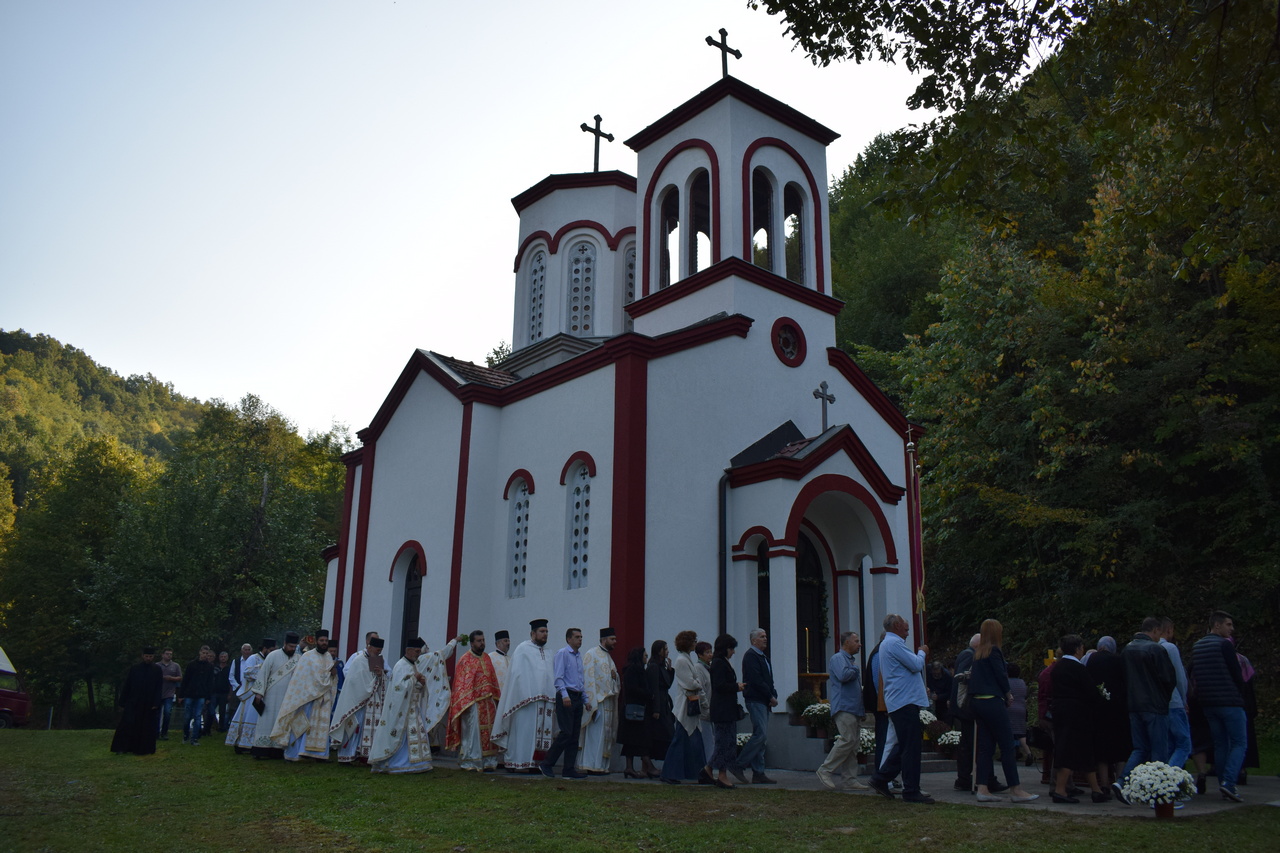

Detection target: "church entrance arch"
[388, 541, 427, 654]
[400, 554, 422, 653]
[795, 533, 827, 677]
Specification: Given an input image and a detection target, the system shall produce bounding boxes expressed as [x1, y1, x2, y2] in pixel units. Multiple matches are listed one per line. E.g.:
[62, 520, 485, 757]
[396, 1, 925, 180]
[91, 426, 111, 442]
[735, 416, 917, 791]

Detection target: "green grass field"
[3, 730, 1278, 852]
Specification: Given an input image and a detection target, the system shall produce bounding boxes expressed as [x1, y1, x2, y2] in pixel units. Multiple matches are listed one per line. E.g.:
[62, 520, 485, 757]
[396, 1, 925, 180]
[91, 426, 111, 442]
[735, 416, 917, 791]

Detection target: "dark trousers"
[662, 723, 708, 780]
[872, 704, 923, 795]
[543, 691, 584, 774]
[210, 694, 229, 731]
[973, 696, 1021, 788]
[956, 716, 1003, 787]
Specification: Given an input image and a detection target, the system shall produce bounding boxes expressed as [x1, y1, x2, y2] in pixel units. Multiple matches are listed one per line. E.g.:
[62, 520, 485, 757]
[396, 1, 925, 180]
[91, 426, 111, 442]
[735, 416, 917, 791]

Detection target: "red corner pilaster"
[345, 441, 376, 658]
[609, 354, 648, 667]
[446, 402, 474, 642]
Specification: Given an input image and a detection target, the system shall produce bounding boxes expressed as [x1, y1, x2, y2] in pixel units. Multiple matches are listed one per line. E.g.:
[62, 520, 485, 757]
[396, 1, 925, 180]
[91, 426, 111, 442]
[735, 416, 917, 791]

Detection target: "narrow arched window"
[564, 464, 592, 589]
[659, 186, 680, 289]
[506, 480, 530, 598]
[623, 244, 636, 332]
[752, 168, 774, 272]
[566, 241, 596, 336]
[687, 169, 711, 275]
[784, 183, 806, 285]
[528, 250, 547, 342]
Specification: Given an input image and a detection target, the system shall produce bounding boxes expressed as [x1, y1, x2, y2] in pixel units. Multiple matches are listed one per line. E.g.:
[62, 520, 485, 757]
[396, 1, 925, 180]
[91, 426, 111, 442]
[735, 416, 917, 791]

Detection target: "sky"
[1, 1, 932, 437]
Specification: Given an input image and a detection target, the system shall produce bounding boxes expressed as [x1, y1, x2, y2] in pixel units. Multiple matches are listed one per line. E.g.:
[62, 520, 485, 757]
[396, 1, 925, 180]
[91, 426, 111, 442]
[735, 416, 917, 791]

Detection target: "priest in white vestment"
[330, 637, 388, 763]
[370, 637, 433, 774]
[491, 619, 555, 771]
[421, 634, 463, 746]
[488, 630, 511, 693]
[251, 632, 301, 758]
[578, 627, 620, 774]
[226, 638, 272, 752]
[271, 630, 338, 761]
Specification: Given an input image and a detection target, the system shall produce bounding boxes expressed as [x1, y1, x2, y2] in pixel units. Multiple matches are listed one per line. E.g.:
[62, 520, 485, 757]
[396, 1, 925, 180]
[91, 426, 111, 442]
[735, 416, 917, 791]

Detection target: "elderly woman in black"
[709, 633, 746, 789]
[970, 619, 1039, 803]
[646, 639, 676, 773]
[1050, 634, 1109, 803]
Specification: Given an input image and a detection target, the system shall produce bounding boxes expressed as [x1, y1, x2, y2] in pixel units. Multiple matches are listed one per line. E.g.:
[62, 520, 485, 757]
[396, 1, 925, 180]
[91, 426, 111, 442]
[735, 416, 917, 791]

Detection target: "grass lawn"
[3, 730, 1278, 852]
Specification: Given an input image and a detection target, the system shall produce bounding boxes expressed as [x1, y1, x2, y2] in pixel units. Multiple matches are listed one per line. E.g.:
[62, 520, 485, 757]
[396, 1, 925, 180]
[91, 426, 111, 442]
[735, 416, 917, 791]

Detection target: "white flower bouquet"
[858, 726, 876, 753]
[936, 729, 961, 747]
[736, 732, 753, 747]
[1121, 761, 1196, 805]
[802, 702, 832, 728]
[918, 709, 937, 726]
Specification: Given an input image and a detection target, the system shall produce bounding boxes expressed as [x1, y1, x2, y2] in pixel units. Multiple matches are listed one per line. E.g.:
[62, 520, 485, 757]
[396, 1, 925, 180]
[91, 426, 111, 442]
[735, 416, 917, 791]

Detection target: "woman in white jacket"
[660, 630, 711, 783]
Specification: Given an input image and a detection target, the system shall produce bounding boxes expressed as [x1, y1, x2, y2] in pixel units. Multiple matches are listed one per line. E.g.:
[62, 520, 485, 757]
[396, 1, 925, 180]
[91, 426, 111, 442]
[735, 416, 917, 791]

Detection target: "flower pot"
[1154, 802, 1175, 820]
[788, 713, 803, 726]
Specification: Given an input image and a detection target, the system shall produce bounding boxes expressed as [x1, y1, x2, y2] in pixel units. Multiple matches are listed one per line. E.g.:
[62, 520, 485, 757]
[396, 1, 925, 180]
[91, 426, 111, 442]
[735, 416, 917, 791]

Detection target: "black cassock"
[110, 661, 163, 755]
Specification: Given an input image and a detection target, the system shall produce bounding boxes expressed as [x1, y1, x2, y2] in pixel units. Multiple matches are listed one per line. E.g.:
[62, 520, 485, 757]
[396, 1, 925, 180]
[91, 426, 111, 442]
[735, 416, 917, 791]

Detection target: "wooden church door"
[399, 554, 422, 652]
[796, 535, 827, 675]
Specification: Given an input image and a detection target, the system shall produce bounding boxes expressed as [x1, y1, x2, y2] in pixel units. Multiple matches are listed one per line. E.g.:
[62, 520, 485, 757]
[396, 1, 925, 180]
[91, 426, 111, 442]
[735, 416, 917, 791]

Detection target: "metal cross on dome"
[580, 115, 614, 173]
[705, 28, 742, 79]
[813, 381, 836, 433]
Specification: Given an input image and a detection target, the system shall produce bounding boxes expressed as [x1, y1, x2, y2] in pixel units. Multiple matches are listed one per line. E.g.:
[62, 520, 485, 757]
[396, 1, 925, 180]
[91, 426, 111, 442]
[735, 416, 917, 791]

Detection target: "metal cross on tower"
[705, 28, 742, 79]
[813, 381, 836, 432]
[579, 114, 614, 173]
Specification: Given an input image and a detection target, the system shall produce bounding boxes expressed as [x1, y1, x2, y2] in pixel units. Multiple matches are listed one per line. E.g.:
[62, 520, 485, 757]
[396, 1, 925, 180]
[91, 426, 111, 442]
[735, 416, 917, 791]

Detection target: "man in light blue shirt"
[1159, 617, 1191, 769]
[869, 614, 933, 803]
[540, 627, 590, 779]
[816, 631, 868, 790]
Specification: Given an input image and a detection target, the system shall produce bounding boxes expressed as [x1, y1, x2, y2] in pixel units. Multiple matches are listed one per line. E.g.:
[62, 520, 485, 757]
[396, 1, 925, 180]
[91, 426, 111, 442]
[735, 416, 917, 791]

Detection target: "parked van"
[0, 644, 32, 727]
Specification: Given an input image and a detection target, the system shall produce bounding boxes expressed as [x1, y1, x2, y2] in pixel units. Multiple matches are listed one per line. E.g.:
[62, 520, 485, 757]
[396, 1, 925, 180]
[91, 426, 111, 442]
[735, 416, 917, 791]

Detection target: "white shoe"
[843, 776, 870, 791]
[816, 768, 838, 790]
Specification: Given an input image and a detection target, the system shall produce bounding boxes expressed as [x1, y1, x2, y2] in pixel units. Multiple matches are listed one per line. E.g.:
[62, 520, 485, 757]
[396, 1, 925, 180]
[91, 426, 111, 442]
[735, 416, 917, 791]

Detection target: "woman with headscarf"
[709, 633, 745, 788]
[1085, 635, 1129, 791]
[618, 646, 654, 778]
[1050, 634, 1109, 803]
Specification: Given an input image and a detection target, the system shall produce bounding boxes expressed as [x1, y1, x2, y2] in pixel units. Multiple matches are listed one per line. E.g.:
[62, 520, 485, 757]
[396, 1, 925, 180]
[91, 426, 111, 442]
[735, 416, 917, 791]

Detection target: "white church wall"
[469, 365, 616, 639]
[358, 373, 465, 646]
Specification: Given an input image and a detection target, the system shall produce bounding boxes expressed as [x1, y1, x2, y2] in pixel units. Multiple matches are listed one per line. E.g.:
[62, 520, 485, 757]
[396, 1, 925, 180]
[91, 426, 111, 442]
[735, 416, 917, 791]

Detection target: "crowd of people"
[108, 610, 1260, 803]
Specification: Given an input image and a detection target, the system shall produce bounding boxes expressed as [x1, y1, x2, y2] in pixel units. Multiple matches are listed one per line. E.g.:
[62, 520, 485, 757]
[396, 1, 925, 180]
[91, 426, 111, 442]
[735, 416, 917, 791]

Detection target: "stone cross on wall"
[813, 381, 835, 433]
[705, 28, 742, 79]
[579, 115, 614, 173]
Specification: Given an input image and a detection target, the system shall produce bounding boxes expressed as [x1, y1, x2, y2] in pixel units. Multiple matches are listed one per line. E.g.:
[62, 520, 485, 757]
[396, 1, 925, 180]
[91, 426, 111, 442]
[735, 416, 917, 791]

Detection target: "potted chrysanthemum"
[801, 702, 831, 738]
[1121, 761, 1196, 818]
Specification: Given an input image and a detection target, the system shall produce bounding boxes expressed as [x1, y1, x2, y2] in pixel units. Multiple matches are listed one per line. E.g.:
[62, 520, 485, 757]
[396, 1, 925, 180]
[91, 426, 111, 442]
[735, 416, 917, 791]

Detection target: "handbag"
[624, 703, 645, 721]
[686, 697, 701, 717]
[736, 703, 747, 721]
[954, 669, 972, 714]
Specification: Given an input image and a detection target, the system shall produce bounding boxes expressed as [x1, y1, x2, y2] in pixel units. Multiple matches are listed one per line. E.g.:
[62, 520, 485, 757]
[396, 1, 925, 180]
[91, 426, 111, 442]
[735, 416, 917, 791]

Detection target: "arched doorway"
[399, 553, 422, 652]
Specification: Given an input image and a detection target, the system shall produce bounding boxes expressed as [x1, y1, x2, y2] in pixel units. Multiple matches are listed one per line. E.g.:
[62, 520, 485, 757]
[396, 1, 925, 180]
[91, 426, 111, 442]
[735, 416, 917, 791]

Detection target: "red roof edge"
[627, 256, 844, 319]
[511, 171, 638, 214]
[827, 347, 910, 434]
[728, 425, 905, 503]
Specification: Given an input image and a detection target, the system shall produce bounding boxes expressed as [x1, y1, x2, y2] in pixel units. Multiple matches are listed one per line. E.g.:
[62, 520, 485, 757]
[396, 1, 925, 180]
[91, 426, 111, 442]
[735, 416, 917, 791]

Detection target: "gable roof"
[511, 170, 637, 214]
[727, 423, 905, 504]
[624, 76, 840, 152]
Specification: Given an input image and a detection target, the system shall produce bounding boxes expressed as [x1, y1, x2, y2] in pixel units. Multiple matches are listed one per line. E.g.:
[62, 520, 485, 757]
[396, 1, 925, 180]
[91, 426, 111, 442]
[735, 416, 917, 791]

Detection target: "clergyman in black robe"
[111, 647, 163, 755]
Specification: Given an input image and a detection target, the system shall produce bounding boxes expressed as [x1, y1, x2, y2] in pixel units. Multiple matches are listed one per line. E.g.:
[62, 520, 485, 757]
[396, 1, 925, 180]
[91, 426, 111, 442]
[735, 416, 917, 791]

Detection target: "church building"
[322, 68, 925, 756]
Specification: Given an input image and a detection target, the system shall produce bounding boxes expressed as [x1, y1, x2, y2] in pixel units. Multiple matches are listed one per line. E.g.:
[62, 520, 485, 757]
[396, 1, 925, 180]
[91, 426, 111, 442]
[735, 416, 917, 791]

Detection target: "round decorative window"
[771, 317, 806, 367]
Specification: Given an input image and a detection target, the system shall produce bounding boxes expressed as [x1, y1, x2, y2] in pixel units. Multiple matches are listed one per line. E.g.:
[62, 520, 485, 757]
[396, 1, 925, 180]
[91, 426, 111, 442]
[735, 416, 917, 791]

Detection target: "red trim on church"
[512, 221, 637, 273]
[511, 170, 637, 214]
[623, 76, 839, 151]
[741, 137, 829, 294]
[345, 442, 376, 659]
[559, 451, 598, 484]
[827, 348, 913, 434]
[332, 453, 359, 653]
[388, 540, 427, 583]
[783, 473, 898, 565]
[869, 566, 899, 575]
[640, 139, 721, 297]
[728, 425, 904, 505]
[609, 354, 647, 668]
[771, 317, 807, 367]
[446, 402, 474, 642]
[503, 468, 536, 498]
[627, 256, 843, 320]
[732, 525, 776, 553]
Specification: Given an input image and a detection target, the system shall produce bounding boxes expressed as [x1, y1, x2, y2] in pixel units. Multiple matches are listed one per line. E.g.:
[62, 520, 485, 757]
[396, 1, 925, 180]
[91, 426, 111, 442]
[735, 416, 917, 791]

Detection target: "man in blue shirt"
[540, 627, 591, 779]
[869, 614, 933, 803]
[816, 631, 868, 790]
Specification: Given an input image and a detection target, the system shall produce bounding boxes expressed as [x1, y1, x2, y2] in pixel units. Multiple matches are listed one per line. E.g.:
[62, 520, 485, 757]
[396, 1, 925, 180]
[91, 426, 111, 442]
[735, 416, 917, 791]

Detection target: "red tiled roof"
[429, 352, 520, 388]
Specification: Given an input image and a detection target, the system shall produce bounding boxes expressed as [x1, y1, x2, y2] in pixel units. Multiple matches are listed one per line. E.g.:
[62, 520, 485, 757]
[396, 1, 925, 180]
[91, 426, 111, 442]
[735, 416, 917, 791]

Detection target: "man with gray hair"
[816, 631, 867, 790]
[869, 614, 933, 803]
[730, 628, 777, 784]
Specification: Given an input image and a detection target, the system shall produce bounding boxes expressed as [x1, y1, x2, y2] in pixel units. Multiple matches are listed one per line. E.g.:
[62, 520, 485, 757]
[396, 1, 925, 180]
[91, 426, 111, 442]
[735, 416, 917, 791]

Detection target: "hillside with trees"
[762, 0, 1279, 696]
[0, 331, 349, 724]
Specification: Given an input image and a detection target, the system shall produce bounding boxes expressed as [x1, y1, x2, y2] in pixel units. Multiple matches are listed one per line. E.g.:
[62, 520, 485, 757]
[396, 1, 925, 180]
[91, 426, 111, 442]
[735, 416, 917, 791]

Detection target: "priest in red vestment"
[447, 630, 502, 771]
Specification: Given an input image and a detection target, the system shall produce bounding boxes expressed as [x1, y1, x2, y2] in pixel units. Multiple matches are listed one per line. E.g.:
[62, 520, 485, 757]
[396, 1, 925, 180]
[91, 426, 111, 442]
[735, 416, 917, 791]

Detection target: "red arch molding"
[784, 473, 897, 565]
[559, 450, 598, 484]
[503, 468, 536, 499]
[732, 524, 777, 553]
[640, 139, 721, 297]
[740, 137, 827, 293]
[387, 539, 427, 583]
[512, 222, 637, 273]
